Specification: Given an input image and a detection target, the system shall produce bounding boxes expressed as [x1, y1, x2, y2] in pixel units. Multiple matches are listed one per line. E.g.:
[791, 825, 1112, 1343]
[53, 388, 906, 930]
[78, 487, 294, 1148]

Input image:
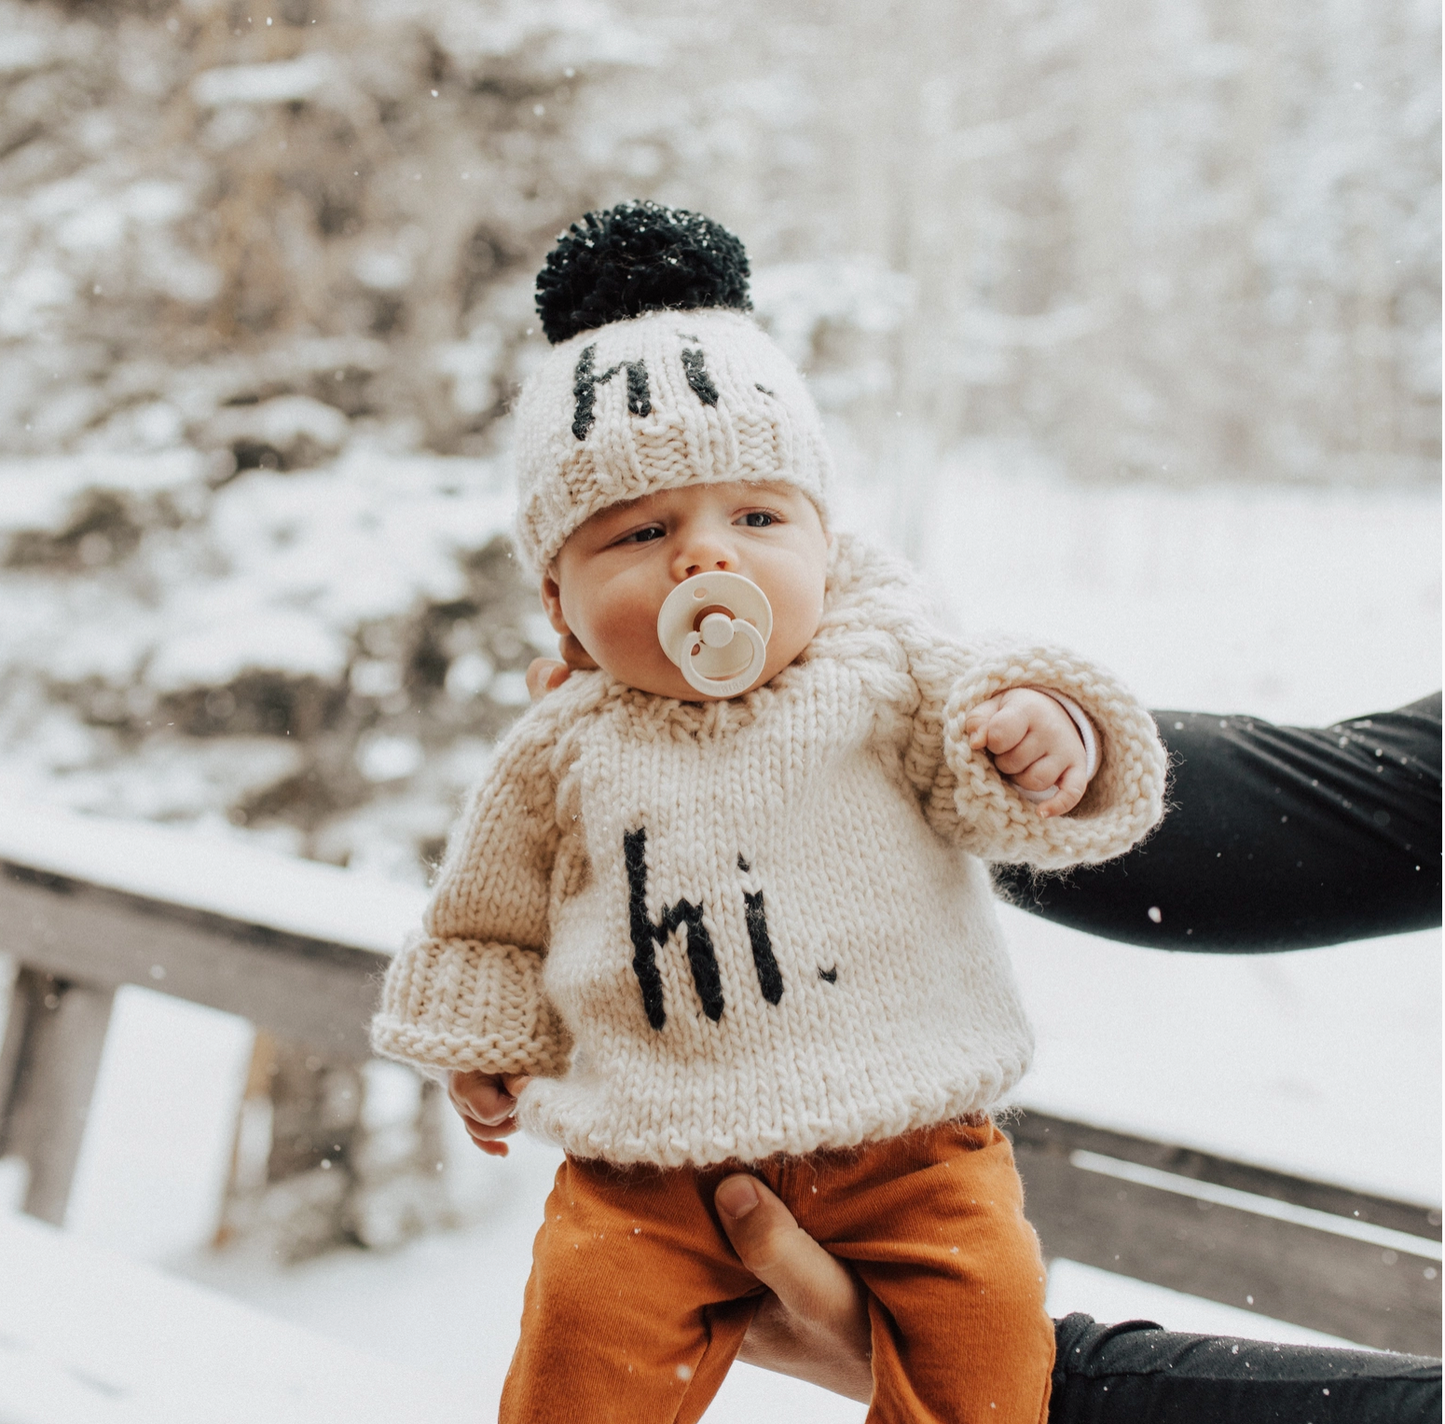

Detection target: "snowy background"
[1, 0, 1438, 877]
[0, 0, 1439, 1419]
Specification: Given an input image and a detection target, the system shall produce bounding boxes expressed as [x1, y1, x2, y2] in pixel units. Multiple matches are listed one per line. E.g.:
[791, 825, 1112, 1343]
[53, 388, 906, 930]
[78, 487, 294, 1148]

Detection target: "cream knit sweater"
[372, 536, 1167, 1167]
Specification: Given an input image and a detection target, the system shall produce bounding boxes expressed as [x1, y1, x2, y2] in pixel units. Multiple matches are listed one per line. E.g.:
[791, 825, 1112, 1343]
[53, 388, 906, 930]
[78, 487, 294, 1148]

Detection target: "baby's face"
[542, 481, 830, 701]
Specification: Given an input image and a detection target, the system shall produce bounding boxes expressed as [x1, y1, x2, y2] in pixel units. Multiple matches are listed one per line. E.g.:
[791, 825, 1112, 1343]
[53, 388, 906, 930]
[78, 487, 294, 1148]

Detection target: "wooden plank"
[1011, 1109, 1442, 1241]
[1009, 1111, 1442, 1355]
[0, 966, 115, 1224]
[0, 800, 424, 954]
[0, 863, 387, 1058]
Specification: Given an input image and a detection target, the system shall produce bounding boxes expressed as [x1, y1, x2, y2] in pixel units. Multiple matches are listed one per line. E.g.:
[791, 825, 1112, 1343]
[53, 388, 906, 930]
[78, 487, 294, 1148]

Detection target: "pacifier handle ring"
[679, 619, 767, 698]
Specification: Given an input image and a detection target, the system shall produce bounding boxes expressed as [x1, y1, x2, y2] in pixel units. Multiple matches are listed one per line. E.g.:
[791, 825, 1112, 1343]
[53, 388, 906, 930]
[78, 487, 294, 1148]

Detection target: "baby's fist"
[964, 688, 1089, 817]
[447, 1069, 533, 1157]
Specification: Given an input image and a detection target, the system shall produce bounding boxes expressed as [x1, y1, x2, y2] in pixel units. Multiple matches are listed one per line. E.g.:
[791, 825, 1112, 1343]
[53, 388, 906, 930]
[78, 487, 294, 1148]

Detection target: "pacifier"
[656, 571, 774, 698]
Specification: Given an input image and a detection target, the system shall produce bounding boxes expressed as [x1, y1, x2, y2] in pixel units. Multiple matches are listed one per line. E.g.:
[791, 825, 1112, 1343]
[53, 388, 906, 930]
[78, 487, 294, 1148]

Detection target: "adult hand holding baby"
[713, 1174, 875, 1402]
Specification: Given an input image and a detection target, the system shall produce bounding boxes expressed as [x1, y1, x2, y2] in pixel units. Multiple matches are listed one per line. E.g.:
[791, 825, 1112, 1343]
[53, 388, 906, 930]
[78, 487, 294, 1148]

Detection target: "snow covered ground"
[3, 462, 1439, 1419]
[0, 1210, 480, 1424]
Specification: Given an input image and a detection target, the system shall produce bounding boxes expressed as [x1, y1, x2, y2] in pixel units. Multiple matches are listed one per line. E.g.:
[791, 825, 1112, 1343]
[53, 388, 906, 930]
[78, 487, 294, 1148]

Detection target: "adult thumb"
[714, 1174, 870, 1341]
[714, 1174, 873, 1403]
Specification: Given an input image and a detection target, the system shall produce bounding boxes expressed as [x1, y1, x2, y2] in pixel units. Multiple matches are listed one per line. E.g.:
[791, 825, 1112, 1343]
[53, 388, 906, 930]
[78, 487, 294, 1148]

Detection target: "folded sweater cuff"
[942, 647, 1167, 868]
[371, 937, 571, 1078]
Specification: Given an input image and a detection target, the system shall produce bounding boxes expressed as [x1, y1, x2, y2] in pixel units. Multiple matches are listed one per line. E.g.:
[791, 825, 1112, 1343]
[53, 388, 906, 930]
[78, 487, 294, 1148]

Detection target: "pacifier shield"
[656, 572, 774, 697]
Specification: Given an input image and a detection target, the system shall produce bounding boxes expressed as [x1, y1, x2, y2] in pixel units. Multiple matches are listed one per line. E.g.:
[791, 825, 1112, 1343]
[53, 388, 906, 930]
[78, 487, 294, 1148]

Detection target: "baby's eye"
[738, 511, 776, 528]
[616, 525, 665, 545]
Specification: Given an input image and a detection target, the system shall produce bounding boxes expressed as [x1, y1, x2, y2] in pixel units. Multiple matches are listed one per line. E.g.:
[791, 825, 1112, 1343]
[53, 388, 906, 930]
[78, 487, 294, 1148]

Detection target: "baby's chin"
[595, 645, 803, 703]
[608, 667, 742, 703]
[585, 650, 700, 701]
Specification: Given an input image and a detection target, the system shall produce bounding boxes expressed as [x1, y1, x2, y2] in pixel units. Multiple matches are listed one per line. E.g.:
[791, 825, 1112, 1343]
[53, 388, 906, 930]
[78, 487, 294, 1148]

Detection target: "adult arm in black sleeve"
[1048, 1314, 1440, 1423]
[997, 696, 1443, 1418]
[994, 693, 1441, 950]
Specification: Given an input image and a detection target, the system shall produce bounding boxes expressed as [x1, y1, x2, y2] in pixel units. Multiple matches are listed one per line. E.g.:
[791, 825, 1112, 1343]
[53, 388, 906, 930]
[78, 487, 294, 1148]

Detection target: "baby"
[372, 203, 1166, 1423]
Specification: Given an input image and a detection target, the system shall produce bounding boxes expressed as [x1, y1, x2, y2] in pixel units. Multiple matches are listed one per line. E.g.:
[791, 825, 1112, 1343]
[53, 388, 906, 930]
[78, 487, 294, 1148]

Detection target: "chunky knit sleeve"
[820, 534, 1166, 870]
[370, 702, 573, 1079]
[924, 642, 1167, 868]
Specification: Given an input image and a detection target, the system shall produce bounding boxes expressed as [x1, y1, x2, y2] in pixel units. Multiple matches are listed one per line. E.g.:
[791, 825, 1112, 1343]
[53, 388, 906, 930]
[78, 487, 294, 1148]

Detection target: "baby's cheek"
[580, 596, 655, 668]
[774, 576, 828, 661]
[771, 611, 815, 667]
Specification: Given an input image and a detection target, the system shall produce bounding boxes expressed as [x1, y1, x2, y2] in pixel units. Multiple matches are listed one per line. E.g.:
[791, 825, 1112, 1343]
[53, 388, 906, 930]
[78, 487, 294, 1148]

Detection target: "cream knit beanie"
[513, 203, 832, 571]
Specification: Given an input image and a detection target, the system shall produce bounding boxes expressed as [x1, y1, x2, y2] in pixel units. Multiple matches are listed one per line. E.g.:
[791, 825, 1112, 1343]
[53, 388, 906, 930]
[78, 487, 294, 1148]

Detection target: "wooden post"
[0, 966, 115, 1225]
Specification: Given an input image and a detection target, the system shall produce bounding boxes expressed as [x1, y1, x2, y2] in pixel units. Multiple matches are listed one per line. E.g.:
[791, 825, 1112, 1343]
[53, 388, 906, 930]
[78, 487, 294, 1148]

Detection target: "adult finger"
[559, 633, 599, 671]
[525, 658, 571, 702]
[715, 1175, 873, 1403]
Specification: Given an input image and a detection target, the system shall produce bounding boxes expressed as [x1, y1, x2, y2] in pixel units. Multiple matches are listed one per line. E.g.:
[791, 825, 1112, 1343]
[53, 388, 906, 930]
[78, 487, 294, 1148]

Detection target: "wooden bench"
[0, 801, 1439, 1354]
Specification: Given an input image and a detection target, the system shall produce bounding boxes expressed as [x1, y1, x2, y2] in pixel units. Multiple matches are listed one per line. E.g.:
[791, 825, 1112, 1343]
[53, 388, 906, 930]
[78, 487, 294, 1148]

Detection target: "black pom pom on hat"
[535, 201, 751, 346]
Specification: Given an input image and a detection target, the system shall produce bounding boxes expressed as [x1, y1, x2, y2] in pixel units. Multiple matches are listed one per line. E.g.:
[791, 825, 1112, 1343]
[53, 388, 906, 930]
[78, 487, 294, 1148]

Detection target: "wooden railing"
[0, 802, 422, 1227]
[0, 802, 1439, 1354]
[1010, 1111, 1440, 1353]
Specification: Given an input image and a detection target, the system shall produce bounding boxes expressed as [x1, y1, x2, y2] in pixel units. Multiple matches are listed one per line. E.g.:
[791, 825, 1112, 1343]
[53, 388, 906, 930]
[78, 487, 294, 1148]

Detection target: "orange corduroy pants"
[499, 1117, 1054, 1424]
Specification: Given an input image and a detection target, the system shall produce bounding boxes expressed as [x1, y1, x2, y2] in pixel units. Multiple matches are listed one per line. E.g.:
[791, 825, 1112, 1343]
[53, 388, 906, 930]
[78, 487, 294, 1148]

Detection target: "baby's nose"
[673, 533, 734, 580]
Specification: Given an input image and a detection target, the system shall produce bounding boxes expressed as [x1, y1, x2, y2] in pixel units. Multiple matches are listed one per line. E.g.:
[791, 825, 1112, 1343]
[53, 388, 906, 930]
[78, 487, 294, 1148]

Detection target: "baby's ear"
[539, 568, 570, 635]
